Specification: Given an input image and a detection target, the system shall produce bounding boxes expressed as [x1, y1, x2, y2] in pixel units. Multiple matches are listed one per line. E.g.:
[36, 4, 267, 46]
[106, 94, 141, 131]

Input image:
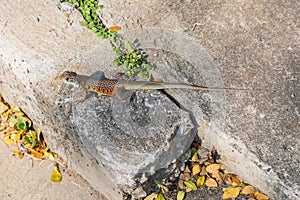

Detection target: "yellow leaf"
[192, 163, 201, 176]
[254, 191, 269, 200]
[177, 191, 185, 200]
[144, 192, 157, 200]
[196, 175, 205, 186]
[231, 176, 242, 186]
[186, 187, 192, 193]
[222, 187, 241, 199]
[191, 152, 199, 162]
[205, 178, 218, 187]
[156, 193, 165, 200]
[50, 165, 62, 182]
[4, 136, 14, 145]
[241, 185, 256, 195]
[10, 133, 21, 141]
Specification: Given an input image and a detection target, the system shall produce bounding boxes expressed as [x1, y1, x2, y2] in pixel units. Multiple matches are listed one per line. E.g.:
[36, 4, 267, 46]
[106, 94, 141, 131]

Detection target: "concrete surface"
[0, 0, 299, 199]
[0, 141, 106, 200]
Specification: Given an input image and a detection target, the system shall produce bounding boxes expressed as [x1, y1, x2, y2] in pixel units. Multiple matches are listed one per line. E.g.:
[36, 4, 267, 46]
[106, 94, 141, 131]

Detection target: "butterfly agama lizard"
[59, 71, 266, 96]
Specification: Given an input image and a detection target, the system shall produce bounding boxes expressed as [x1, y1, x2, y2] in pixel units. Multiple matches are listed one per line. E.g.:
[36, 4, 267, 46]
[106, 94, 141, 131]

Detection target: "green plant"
[66, 0, 155, 78]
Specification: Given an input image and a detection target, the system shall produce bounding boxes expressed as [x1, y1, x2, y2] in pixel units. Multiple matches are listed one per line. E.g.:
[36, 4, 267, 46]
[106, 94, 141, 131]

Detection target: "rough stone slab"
[100, 0, 299, 199]
[0, 1, 120, 199]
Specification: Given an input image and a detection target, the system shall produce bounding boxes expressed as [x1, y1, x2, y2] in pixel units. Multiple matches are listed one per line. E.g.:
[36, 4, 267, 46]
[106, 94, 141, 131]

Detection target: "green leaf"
[184, 180, 198, 191]
[156, 193, 165, 200]
[124, 41, 135, 53]
[157, 183, 169, 192]
[17, 122, 27, 131]
[177, 191, 185, 200]
[23, 135, 33, 144]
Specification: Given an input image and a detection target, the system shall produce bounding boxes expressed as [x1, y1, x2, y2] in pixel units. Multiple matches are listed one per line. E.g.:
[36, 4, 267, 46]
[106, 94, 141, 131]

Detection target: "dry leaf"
[204, 161, 212, 166]
[29, 150, 43, 159]
[205, 178, 218, 187]
[186, 187, 192, 192]
[184, 166, 191, 173]
[200, 166, 207, 176]
[50, 164, 62, 182]
[178, 179, 184, 190]
[206, 163, 221, 174]
[231, 176, 242, 186]
[192, 163, 201, 176]
[212, 171, 223, 182]
[144, 192, 157, 200]
[4, 136, 14, 145]
[224, 174, 233, 185]
[196, 175, 205, 186]
[241, 185, 256, 195]
[254, 191, 269, 200]
[222, 187, 241, 199]
[179, 172, 191, 180]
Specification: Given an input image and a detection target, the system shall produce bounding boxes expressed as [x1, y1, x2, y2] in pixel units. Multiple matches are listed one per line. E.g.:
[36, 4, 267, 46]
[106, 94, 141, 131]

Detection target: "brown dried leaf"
[254, 191, 269, 200]
[241, 185, 256, 195]
[205, 178, 218, 187]
[178, 179, 184, 190]
[206, 163, 221, 174]
[231, 176, 242, 186]
[200, 166, 207, 176]
[192, 163, 201, 176]
[186, 187, 192, 193]
[184, 166, 191, 173]
[222, 187, 241, 199]
[204, 161, 212, 166]
[212, 171, 223, 182]
[224, 174, 233, 185]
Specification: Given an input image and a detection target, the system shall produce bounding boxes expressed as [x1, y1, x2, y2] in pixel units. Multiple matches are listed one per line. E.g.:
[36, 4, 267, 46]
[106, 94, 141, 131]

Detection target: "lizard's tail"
[120, 81, 267, 93]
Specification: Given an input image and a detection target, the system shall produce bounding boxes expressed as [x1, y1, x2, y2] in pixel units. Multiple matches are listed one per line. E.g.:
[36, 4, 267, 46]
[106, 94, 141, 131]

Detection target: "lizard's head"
[59, 71, 77, 82]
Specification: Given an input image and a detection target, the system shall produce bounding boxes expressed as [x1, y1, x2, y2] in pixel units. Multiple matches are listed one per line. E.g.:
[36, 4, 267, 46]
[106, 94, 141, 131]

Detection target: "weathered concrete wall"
[0, 1, 121, 199]
[101, 0, 299, 199]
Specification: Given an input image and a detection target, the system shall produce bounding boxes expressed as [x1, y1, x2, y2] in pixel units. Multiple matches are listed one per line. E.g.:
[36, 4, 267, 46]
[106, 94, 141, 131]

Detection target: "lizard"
[59, 71, 266, 96]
